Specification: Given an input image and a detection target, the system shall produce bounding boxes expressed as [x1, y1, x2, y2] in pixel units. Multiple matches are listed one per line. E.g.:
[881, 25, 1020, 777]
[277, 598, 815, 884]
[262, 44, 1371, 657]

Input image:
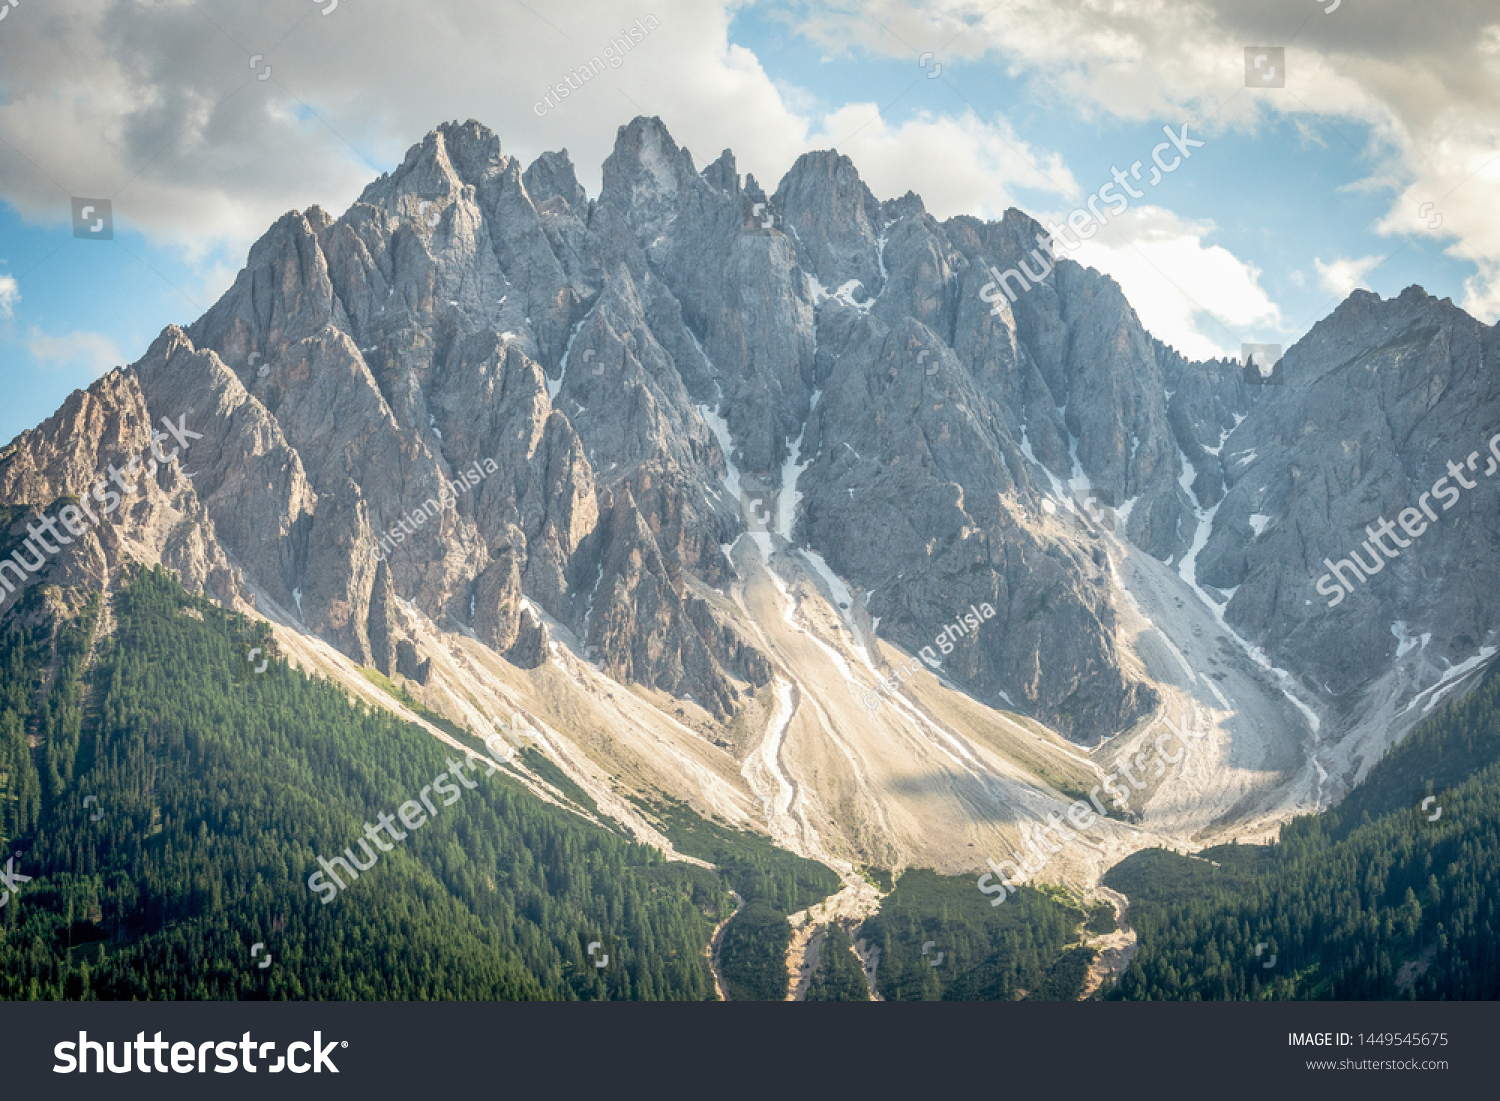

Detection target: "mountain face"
[3, 115, 1496, 888]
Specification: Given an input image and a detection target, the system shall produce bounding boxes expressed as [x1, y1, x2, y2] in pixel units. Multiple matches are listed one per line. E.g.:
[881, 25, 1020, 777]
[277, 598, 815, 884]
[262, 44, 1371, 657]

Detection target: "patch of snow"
[777, 408, 816, 538]
[1201, 675, 1232, 711]
[697, 402, 743, 502]
[1400, 646, 1498, 717]
[1175, 452, 1321, 735]
[813, 279, 872, 313]
[1178, 450, 1200, 509]
[1157, 628, 1197, 683]
[1065, 428, 1092, 501]
[1019, 425, 1074, 511]
[553, 302, 601, 403]
[801, 548, 853, 610]
[1391, 620, 1424, 658]
[1248, 514, 1271, 536]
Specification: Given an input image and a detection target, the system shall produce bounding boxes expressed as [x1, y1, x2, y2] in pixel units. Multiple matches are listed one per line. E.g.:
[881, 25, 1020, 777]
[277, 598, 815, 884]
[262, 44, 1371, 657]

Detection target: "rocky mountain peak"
[702, 149, 739, 196]
[599, 115, 705, 236]
[773, 148, 886, 298]
[524, 148, 588, 213]
[7, 114, 1498, 871]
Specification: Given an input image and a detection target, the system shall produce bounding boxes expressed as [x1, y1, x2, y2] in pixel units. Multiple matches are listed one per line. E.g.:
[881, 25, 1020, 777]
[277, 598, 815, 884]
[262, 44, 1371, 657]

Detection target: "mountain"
[0, 566, 731, 999]
[1105, 659, 1500, 1000]
[3, 114, 1497, 912]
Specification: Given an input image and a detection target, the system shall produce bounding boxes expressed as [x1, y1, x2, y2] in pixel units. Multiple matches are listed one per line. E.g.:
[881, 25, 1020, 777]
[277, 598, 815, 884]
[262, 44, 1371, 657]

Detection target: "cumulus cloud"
[1067, 206, 1281, 360]
[806, 105, 1077, 219]
[0, 0, 809, 264]
[26, 327, 124, 376]
[1315, 254, 1384, 298]
[0, 275, 16, 317]
[788, 0, 1500, 320]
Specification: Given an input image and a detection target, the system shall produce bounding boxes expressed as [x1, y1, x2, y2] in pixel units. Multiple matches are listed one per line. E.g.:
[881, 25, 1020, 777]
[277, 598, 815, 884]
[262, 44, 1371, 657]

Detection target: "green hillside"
[0, 566, 730, 1000]
[862, 868, 1093, 1000]
[1107, 665, 1500, 1000]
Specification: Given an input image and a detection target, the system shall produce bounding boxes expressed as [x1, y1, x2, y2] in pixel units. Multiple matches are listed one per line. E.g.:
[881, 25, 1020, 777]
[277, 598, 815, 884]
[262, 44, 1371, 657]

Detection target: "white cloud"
[807, 105, 1077, 219]
[792, 0, 1500, 321]
[0, 275, 16, 317]
[1067, 206, 1281, 360]
[1315, 254, 1383, 298]
[26, 327, 124, 376]
[0, 1, 810, 264]
[3, 0, 1494, 357]
[1462, 260, 1500, 321]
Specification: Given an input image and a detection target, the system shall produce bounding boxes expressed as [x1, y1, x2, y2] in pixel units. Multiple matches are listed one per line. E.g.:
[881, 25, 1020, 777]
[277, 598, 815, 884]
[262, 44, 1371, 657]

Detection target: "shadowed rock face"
[3, 115, 1494, 744]
[1194, 287, 1500, 711]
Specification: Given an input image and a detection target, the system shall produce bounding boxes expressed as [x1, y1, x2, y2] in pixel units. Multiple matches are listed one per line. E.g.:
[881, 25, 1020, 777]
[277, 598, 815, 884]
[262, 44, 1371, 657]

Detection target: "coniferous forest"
[802, 922, 870, 1001]
[862, 869, 1093, 1001]
[0, 567, 732, 999]
[1107, 663, 1500, 1000]
[3, 566, 1498, 1001]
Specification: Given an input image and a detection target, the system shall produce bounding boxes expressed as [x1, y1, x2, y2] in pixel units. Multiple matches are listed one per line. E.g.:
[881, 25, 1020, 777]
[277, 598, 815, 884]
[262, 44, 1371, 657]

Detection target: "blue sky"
[736, 3, 1478, 347]
[2, 0, 1495, 444]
